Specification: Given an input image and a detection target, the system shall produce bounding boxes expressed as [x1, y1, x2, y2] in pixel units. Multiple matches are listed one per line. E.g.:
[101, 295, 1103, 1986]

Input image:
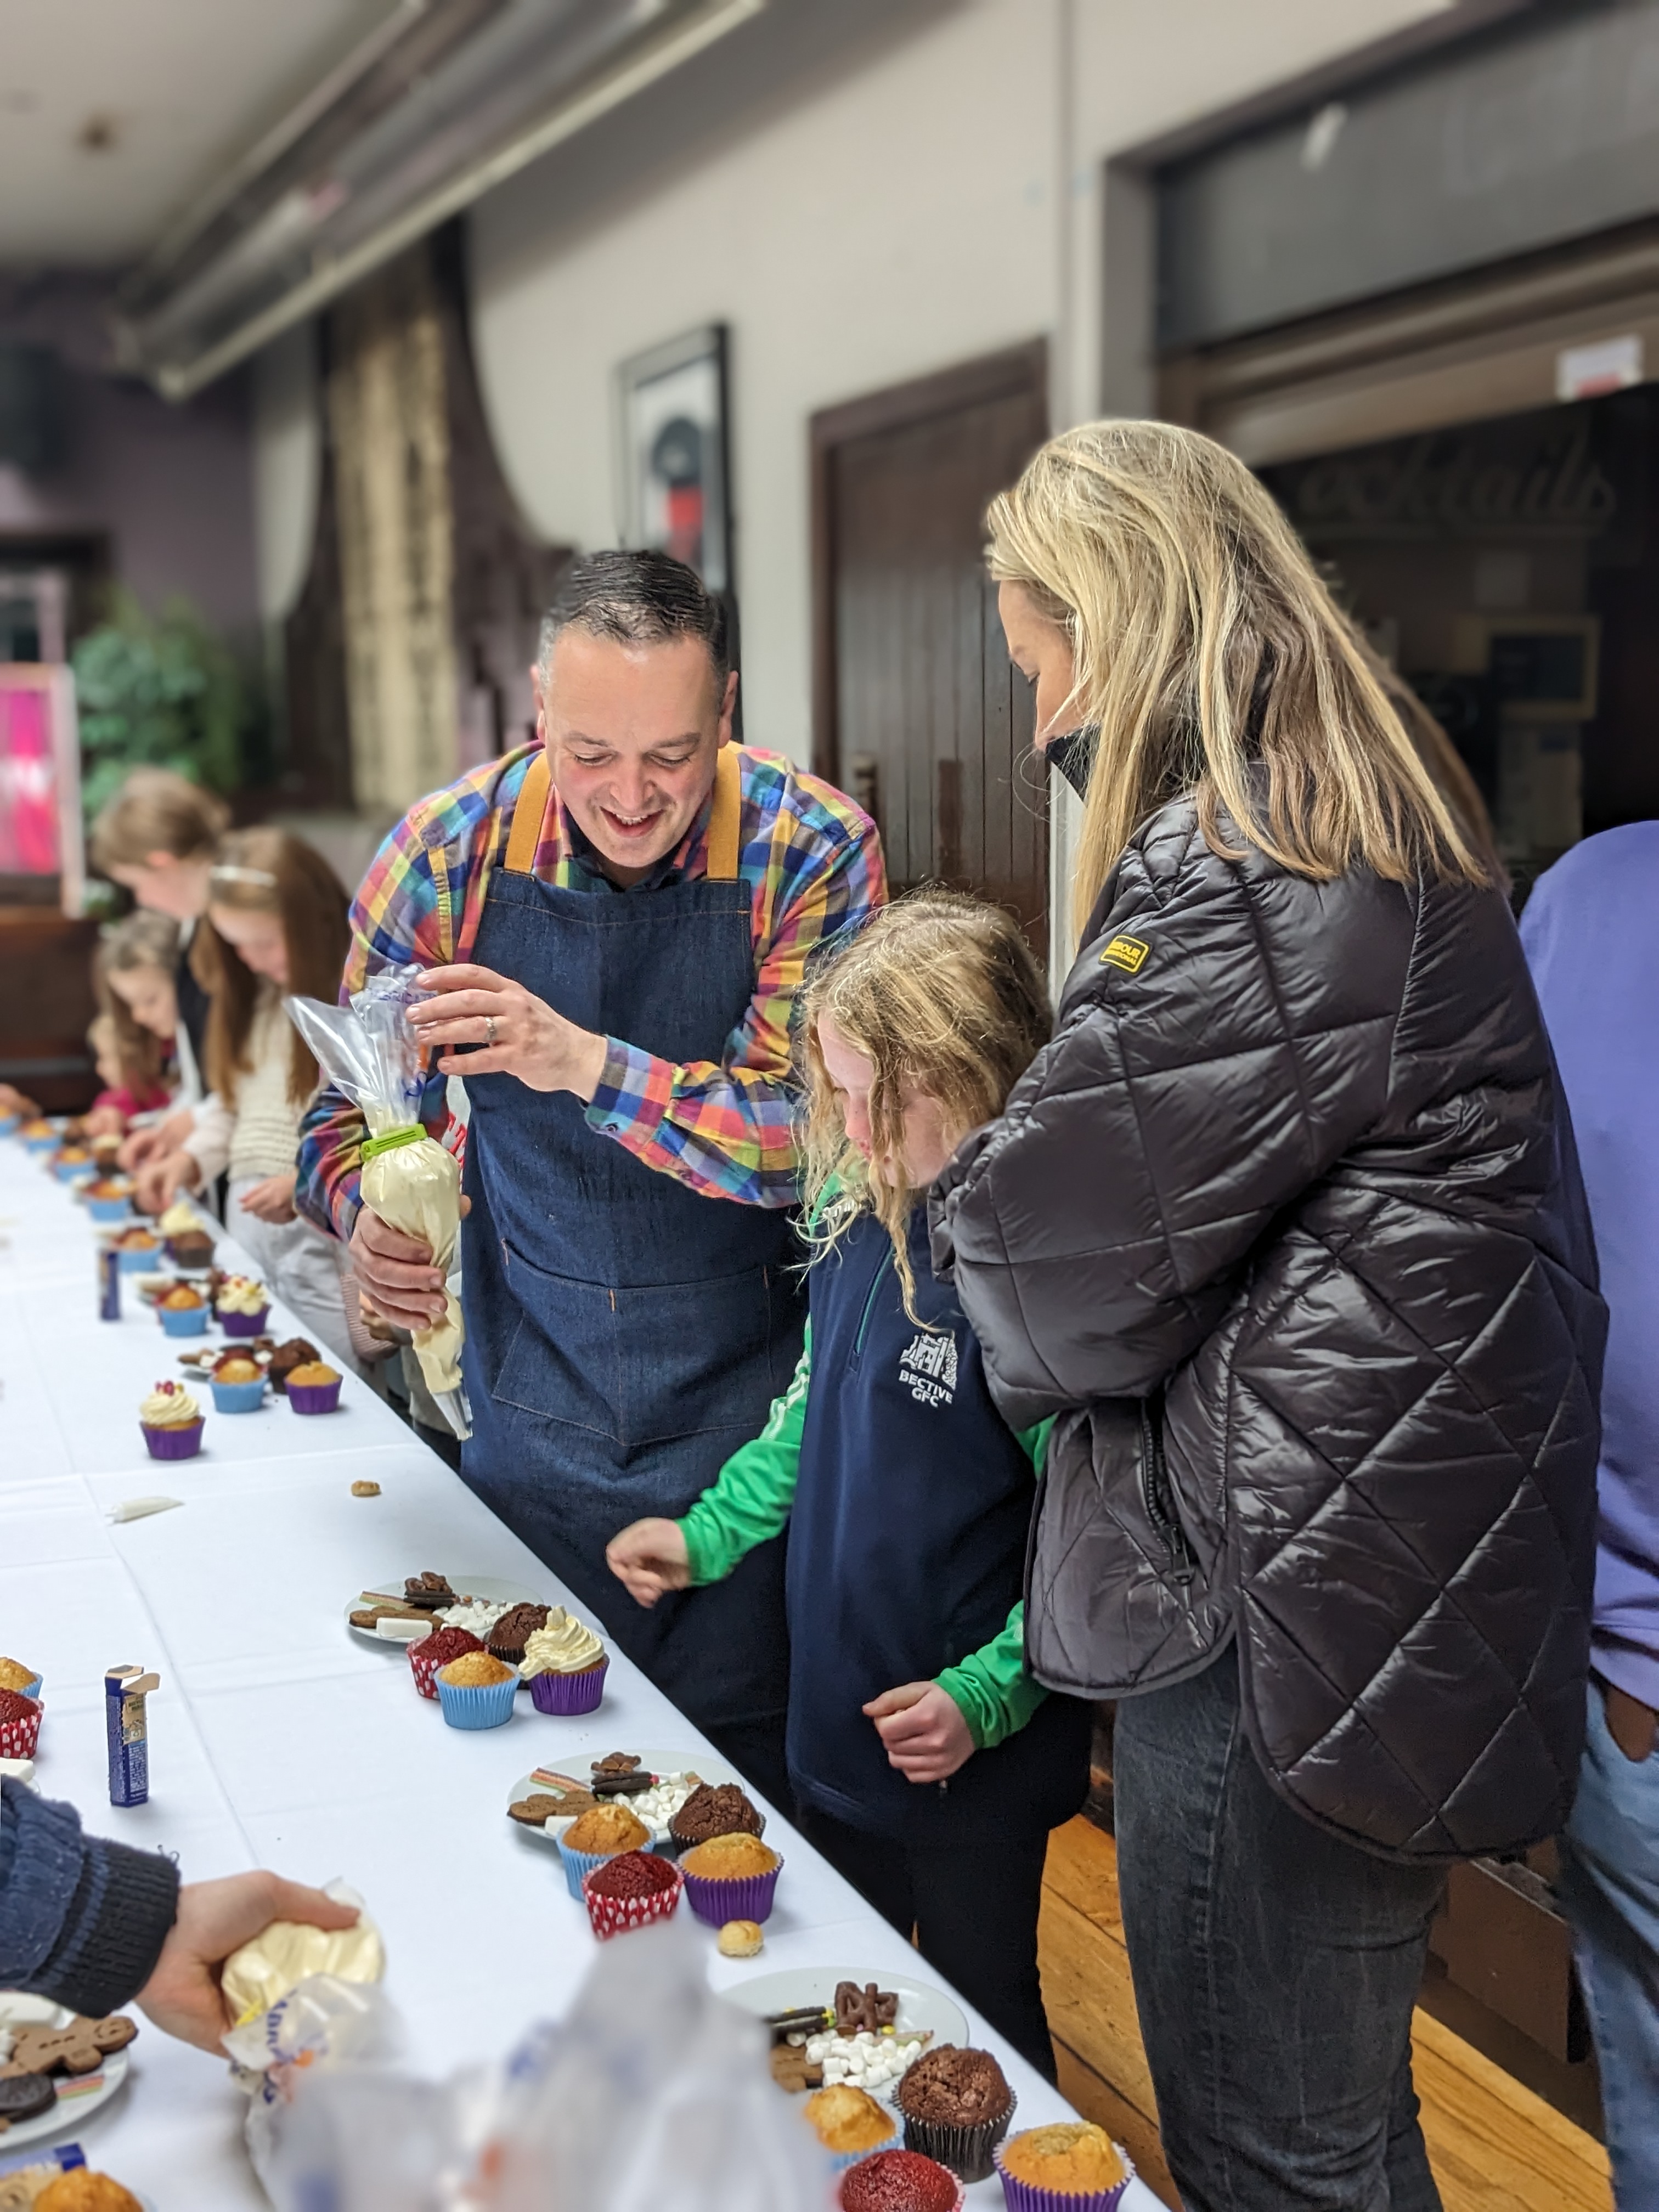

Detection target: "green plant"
[72, 591, 245, 823]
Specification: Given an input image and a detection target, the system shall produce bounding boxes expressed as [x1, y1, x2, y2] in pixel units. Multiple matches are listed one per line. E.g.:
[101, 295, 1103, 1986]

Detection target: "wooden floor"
[1038, 1818, 1614, 2212]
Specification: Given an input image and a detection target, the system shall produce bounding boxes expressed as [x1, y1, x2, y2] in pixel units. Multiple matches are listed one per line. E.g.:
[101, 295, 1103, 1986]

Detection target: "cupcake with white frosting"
[519, 1607, 608, 1714]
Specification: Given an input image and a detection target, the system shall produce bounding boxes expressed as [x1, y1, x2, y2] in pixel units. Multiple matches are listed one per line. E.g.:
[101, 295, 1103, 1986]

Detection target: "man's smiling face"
[537, 628, 737, 886]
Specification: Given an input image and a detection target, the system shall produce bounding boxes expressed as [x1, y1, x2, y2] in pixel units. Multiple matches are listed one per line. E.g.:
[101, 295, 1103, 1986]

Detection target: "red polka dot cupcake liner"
[580, 1855, 684, 1940]
[0, 1697, 43, 1759]
[408, 1629, 484, 1700]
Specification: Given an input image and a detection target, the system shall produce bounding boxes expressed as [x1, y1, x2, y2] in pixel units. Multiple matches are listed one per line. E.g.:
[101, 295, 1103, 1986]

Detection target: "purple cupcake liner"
[991, 2140, 1133, 2212]
[142, 1419, 204, 1460]
[287, 1376, 342, 1414]
[681, 1857, 782, 1927]
[160, 1305, 209, 1337]
[527, 1660, 608, 1715]
[218, 1306, 270, 1338]
[899, 2091, 1017, 2185]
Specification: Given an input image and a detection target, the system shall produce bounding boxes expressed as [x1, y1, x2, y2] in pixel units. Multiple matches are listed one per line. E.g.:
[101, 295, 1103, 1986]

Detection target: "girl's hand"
[136, 1150, 200, 1216]
[240, 1170, 297, 1224]
[605, 1519, 691, 1607]
[864, 1682, 974, 1784]
[122, 1108, 194, 1174]
[84, 1105, 127, 1139]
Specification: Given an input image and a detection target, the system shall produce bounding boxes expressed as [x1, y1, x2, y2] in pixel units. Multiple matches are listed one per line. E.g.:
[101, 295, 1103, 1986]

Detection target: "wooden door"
[812, 342, 1049, 958]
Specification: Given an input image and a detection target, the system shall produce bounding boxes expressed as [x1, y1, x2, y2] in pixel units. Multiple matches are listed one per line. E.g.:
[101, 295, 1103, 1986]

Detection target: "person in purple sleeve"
[1520, 825, 1659, 2208]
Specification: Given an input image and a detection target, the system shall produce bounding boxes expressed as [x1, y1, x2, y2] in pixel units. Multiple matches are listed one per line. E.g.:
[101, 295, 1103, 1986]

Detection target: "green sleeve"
[678, 1323, 812, 1585]
[934, 1415, 1054, 1751]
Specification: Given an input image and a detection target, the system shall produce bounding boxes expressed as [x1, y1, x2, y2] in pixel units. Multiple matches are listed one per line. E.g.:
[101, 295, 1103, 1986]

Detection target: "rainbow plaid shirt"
[295, 743, 885, 1238]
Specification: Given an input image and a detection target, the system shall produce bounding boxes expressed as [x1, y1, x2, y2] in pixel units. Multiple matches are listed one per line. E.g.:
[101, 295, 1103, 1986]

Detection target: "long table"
[0, 1142, 1159, 2208]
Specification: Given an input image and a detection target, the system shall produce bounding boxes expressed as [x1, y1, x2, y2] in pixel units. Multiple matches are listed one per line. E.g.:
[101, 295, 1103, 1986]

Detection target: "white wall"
[249, 0, 1457, 770]
[251, 320, 320, 625]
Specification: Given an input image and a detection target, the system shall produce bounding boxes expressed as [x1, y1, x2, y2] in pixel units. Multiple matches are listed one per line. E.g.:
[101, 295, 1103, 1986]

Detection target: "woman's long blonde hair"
[800, 892, 1051, 1318]
[986, 420, 1492, 938]
[196, 827, 349, 1108]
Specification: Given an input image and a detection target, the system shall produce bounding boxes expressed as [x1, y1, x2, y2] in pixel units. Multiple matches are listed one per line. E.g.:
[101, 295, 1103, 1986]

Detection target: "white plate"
[0, 1993, 132, 2149]
[723, 1966, 968, 2097]
[344, 1573, 543, 1645]
[506, 1746, 745, 1850]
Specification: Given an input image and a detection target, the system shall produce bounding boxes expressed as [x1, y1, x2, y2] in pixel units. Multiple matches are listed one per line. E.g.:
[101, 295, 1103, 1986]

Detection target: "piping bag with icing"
[286, 969, 471, 1438]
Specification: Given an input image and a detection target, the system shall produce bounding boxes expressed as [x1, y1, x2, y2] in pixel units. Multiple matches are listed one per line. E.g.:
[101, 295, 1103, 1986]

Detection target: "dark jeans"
[1114, 1654, 1447, 2212]
[795, 1802, 1059, 2081]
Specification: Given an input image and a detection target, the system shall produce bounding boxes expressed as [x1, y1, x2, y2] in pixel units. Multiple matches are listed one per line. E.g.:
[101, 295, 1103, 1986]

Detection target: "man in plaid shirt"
[297, 552, 882, 1799]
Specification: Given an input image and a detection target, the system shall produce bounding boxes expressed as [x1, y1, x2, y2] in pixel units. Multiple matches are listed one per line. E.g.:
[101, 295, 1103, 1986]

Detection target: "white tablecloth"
[0, 1144, 1158, 2209]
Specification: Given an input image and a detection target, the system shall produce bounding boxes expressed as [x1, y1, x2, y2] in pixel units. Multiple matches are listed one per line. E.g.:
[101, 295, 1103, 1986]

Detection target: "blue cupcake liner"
[556, 1837, 615, 1900]
[0, 1115, 18, 1135]
[18, 1673, 41, 1701]
[435, 1672, 518, 1730]
[117, 1244, 162, 1273]
[22, 1135, 59, 1154]
[88, 1201, 132, 1226]
[160, 1304, 210, 1336]
[825, 2129, 898, 2174]
[210, 1376, 266, 1414]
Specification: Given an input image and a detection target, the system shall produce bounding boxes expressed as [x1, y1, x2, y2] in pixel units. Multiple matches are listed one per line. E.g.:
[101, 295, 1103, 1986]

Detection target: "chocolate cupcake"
[486, 1601, 550, 1663]
[894, 2046, 1015, 2183]
[265, 1337, 320, 1394]
[166, 1228, 216, 1270]
[668, 1779, 765, 1848]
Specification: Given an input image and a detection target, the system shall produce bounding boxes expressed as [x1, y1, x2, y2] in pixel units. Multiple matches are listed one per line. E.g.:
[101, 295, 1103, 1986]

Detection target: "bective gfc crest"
[899, 1329, 957, 1407]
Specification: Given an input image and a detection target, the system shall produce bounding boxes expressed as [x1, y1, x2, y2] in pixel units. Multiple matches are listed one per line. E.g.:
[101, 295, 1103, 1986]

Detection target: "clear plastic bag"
[263, 1919, 833, 2212]
[287, 968, 471, 1439]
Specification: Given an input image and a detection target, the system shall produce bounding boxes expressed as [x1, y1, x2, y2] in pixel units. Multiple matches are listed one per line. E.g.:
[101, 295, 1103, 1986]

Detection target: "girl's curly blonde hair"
[800, 890, 1051, 1318]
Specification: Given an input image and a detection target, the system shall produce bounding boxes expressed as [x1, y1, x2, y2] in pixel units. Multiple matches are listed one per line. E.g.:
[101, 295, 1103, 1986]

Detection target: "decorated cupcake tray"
[504, 1747, 746, 1850]
[0, 1993, 132, 2151]
[725, 1967, 967, 2107]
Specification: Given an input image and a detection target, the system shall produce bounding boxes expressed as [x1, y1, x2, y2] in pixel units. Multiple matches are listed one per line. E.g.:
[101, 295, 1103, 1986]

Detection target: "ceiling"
[0, 0, 406, 266]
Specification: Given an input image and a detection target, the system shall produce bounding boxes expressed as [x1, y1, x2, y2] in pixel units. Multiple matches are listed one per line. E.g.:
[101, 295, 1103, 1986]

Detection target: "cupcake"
[0, 1657, 41, 1700]
[85, 1177, 133, 1223]
[208, 1350, 266, 1413]
[285, 1359, 342, 1414]
[20, 1118, 58, 1152]
[157, 1200, 199, 1237]
[114, 1226, 161, 1273]
[215, 1273, 270, 1336]
[557, 1800, 650, 1899]
[580, 1849, 683, 1940]
[166, 1227, 217, 1270]
[266, 1336, 320, 1393]
[804, 2085, 899, 2171]
[679, 1831, 783, 1927]
[485, 1601, 550, 1664]
[993, 2124, 1130, 2211]
[158, 1283, 209, 1337]
[53, 1145, 95, 1181]
[518, 1607, 608, 1714]
[0, 1688, 43, 1761]
[841, 2151, 964, 2212]
[435, 1649, 517, 1729]
[408, 1623, 484, 1700]
[36, 2172, 144, 2212]
[896, 2047, 1016, 2183]
[669, 1780, 766, 1849]
[140, 1379, 204, 1459]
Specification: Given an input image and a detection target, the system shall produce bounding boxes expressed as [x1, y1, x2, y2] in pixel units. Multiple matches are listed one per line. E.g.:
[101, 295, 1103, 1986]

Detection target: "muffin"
[285, 1359, 342, 1414]
[0, 1687, 43, 1760]
[208, 1350, 266, 1414]
[158, 1281, 207, 1337]
[0, 1657, 39, 1694]
[212, 1352, 261, 1381]
[485, 1601, 551, 1663]
[435, 1647, 518, 1730]
[580, 1849, 684, 1940]
[408, 1623, 485, 1700]
[895, 2046, 1015, 2182]
[840, 2149, 963, 2212]
[803, 2084, 898, 2168]
[558, 1799, 651, 1899]
[139, 1379, 204, 1459]
[680, 1830, 783, 1927]
[35, 2175, 144, 2212]
[518, 1607, 608, 1713]
[166, 1227, 217, 1269]
[995, 2124, 1128, 2210]
[161, 1282, 204, 1308]
[669, 1780, 766, 1848]
[266, 1336, 319, 1393]
[563, 1803, 651, 1855]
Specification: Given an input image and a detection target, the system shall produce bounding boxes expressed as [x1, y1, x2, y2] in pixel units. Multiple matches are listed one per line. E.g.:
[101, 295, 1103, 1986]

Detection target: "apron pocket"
[492, 1256, 623, 1442]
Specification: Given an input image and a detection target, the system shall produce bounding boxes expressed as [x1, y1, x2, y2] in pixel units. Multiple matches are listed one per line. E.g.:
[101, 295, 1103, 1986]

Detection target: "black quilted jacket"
[931, 796, 1605, 1861]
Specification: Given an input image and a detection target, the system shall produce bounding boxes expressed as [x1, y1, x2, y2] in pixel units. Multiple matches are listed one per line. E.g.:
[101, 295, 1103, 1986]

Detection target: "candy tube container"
[98, 1243, 121, 1322]
[105, 1665, 159, 1806]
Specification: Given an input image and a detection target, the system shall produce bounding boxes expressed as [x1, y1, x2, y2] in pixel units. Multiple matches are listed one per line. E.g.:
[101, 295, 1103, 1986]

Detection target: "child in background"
[607, 894, 1092, 2075]
[91, 911, 183, 1131]
[134, 827, 363, 1372]
[89, 770, 227, 1181]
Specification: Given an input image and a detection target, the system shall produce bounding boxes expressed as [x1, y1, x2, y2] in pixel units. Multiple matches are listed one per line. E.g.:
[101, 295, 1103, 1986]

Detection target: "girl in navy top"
[608, 893, 1092, 2074]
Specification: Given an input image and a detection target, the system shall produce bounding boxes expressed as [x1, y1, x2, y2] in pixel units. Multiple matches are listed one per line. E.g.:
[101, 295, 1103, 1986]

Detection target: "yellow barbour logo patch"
[1099, 934, 1150, 974]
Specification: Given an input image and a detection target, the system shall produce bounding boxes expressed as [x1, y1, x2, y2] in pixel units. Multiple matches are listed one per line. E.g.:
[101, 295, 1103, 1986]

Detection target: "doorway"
[811, 341, 1049, 958]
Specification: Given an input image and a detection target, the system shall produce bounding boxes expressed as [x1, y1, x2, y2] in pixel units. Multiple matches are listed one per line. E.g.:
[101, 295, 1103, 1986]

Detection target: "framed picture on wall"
[614, 324, 732, 595]
[0, 663, 84, 912]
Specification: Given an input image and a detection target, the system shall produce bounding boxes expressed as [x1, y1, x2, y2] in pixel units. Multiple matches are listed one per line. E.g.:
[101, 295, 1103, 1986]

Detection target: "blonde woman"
[931, 422, 1603, 2210]
[607, 895, 1092, 2073]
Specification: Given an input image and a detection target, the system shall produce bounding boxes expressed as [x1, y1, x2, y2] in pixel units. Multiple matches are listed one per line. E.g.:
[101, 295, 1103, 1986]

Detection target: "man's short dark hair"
[538, 550, 729, 686]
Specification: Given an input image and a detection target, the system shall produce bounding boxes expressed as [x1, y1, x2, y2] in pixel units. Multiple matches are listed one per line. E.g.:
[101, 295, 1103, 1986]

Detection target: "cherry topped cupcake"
[140, 1379, 204, 1459]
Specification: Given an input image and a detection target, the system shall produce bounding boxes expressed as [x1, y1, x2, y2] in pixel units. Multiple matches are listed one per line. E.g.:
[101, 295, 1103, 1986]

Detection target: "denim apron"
[460, 747, 800, 1761]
